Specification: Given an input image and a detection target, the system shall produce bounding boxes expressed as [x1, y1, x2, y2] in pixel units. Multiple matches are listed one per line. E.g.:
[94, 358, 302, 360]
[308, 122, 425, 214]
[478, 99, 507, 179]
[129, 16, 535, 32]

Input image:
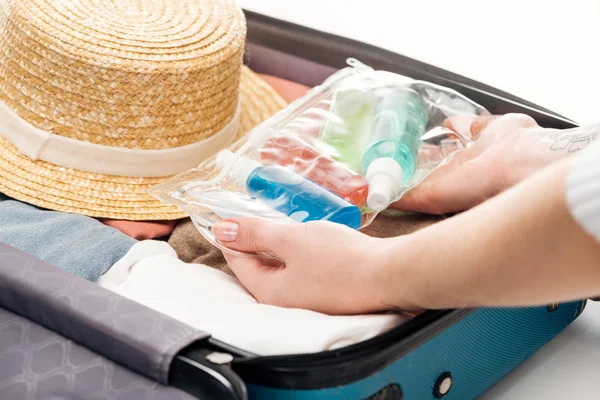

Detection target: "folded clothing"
[0, 194, 136, 281]
[98, 240, 406, 355]
[168, 217, 231, 274]
[257, 74, 310, 103]
[101, 219, 177, 240]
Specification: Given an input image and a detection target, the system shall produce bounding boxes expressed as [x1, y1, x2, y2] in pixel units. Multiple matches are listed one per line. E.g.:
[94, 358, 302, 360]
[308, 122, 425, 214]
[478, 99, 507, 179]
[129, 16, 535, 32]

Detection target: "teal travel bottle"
[216, 150, 362, 229]
[361, 88, 429, 211]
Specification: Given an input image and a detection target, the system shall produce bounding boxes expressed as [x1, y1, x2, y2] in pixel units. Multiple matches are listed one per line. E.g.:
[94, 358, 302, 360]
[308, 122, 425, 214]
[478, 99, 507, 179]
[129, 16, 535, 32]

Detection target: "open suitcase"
[0, 10, 586, 400]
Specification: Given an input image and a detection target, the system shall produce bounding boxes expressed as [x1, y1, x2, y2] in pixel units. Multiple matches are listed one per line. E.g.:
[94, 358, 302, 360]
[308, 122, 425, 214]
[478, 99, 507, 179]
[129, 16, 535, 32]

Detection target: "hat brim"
[0, 67, 287, 220]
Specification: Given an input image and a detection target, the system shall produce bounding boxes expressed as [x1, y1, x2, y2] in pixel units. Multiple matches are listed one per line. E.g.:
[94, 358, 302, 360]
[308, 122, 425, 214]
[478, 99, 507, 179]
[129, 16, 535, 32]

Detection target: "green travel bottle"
[318, 88, 375, 172]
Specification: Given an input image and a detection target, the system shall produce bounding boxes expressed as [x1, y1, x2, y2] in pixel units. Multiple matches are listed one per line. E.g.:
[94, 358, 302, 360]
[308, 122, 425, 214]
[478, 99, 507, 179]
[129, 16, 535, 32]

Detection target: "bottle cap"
[215, 150, 262, 189]
[365, 157, 404, 212]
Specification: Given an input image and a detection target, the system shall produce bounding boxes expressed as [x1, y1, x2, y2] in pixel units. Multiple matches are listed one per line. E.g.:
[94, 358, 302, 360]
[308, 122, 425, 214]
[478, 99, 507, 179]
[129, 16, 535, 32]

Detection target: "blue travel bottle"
[361, 88, 429, 211]
[216, 150, 362, 229]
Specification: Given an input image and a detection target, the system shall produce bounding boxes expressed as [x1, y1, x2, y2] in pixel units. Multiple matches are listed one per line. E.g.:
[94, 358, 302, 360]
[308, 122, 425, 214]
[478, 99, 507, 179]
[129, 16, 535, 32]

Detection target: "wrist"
[370, 235, 426, 312]
[508, 126, 558, 185]
[510, 124, 600, 185]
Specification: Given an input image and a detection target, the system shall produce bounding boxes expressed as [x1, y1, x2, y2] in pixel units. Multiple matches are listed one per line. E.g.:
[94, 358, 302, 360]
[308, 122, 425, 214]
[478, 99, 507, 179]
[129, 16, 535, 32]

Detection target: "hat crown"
[0, 0, 246, 150]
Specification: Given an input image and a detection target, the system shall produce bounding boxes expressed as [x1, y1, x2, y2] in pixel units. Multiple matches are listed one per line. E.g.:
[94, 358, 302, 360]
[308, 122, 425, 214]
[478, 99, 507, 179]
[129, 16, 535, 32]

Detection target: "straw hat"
[0, 0, 286, 220]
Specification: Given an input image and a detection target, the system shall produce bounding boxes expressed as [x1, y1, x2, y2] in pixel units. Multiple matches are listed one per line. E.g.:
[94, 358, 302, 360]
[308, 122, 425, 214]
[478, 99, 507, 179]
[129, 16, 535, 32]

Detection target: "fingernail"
[450, 115, 476, 136]
[212, 221, 239, 242]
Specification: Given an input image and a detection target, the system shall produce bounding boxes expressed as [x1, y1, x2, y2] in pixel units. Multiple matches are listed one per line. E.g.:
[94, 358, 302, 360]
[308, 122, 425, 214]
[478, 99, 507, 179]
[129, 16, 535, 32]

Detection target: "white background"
[239, 0, 600, 125]
[237, 1, 600, 398]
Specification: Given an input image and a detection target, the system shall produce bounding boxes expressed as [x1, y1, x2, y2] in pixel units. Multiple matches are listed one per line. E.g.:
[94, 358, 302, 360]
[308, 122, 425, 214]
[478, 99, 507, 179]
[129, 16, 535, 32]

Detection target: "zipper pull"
[346, 58, 373, 72]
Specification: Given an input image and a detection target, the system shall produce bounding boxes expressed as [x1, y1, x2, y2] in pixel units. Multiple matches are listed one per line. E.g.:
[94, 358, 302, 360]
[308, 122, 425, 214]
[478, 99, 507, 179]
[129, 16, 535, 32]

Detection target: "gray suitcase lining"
[0, 242, 207, 385]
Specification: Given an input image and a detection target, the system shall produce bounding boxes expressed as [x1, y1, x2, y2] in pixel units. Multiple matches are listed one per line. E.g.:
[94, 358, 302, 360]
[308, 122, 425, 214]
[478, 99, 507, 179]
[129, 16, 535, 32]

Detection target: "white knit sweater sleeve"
[566, 141, 600, 242]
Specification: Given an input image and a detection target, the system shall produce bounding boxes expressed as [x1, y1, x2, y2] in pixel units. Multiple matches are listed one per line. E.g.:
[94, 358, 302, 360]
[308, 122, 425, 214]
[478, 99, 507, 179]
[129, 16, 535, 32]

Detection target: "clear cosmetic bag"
[150, 59, 489, 255]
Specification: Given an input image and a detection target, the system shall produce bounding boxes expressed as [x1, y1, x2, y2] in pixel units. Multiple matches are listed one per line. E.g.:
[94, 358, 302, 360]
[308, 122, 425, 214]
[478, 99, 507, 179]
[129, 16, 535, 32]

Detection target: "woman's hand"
[393, 113, 565, 214]
[211, 218, 417, 315]
[212, 156, 600, 312]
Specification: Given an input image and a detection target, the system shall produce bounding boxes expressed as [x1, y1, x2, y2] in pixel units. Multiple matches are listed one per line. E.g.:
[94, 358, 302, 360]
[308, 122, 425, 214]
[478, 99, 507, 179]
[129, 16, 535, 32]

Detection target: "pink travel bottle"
[259, 135, 369, 208]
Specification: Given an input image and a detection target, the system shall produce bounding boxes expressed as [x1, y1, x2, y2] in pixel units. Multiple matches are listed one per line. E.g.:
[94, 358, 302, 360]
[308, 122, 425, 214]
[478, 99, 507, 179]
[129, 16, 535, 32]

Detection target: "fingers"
[396, 113, 539, 213]
[471, 116, 499, 137]
[391, 145, 479, 212]
[212, 217, 285, 253]
[395, 158, 499, 214]
[214, 218, 296, 304]
[222, 251, 285, 302]
[443, 113, 537, 140]
[480, 114, 538, 144]
[443, 115, 498, 139]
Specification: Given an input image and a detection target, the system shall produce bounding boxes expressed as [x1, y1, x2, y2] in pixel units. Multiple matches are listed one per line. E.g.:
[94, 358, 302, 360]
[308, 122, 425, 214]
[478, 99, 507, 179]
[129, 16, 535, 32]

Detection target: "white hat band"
[0, 102, 240, 178]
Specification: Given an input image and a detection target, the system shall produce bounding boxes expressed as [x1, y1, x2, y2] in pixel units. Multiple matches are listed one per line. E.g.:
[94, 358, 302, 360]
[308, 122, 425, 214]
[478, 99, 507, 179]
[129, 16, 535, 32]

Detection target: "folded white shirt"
[98, 240, 406, 355]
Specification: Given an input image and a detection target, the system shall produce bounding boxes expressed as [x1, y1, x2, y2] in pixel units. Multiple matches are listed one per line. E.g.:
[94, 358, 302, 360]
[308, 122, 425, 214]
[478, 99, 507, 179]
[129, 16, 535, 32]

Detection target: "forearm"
[381, 158, 600, 309]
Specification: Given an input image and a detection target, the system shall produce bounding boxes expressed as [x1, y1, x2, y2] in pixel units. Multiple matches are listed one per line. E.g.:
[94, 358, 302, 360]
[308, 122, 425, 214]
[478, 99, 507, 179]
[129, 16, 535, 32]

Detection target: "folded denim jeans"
[0, 194, 136, 282]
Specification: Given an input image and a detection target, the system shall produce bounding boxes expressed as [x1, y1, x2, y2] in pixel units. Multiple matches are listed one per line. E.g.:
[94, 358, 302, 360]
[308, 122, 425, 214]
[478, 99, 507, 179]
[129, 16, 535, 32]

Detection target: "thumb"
[211, 218, 284, 253]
